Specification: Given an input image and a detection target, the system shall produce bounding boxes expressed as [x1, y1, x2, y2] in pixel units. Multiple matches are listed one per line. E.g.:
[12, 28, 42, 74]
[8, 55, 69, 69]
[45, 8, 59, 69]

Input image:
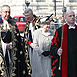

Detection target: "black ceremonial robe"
[0, 18, 31, 77]
[50, 24, 77, 77]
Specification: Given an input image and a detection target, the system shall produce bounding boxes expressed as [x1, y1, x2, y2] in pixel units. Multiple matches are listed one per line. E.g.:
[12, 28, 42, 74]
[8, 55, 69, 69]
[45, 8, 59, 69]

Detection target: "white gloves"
[57, 48, 62, 56]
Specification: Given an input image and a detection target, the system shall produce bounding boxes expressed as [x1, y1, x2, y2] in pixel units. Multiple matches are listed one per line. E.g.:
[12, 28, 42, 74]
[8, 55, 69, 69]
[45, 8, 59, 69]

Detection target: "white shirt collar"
[67, 23, 76, 29]
[68, 26, 76, 29]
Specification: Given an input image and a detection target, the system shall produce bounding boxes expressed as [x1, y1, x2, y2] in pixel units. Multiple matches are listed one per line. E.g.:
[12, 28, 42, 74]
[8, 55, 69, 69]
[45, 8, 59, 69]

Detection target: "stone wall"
[0, 0, 77, 17]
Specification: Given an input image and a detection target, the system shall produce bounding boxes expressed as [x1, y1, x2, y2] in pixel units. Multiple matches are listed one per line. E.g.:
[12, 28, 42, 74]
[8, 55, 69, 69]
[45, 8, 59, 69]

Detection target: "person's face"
[42, 22, 50, 32]
[65, 11, 75, 25]
[1, 7, 10, 20]
[24, 12, 33, 22]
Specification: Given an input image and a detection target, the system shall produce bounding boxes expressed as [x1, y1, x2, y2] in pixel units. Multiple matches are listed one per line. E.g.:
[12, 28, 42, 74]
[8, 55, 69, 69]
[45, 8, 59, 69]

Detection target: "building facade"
[0, 0, 77, 17]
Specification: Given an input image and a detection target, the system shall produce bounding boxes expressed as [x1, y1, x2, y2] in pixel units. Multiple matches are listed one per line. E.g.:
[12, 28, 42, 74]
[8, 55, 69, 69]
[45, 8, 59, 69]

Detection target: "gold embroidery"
[17, 33, 19, 36]
[23, 70, 26, 74]
[25, 46, 28, 48]
[0, 23, 18, 77]
[24, 22, 32, 76]
[0, 25, 7, 76]
[24, 38, 27, 42]
[20, 51, 23, 55]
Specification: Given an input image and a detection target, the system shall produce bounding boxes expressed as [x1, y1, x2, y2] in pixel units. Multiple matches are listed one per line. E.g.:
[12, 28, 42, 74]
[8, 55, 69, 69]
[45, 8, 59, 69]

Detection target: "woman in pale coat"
[32, 17, 54, 77]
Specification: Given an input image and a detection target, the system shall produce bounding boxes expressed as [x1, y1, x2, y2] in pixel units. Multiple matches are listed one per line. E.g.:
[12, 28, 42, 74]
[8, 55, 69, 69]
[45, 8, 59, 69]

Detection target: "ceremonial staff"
[58, 0, 66, 70]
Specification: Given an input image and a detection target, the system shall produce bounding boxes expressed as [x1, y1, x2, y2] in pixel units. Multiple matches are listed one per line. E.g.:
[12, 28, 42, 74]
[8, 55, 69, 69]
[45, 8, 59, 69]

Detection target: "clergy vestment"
[50, 24, 77, 77]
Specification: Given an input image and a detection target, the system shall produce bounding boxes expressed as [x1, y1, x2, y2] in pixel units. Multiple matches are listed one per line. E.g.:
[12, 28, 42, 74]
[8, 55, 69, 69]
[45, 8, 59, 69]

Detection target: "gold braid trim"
[0, 24, 8, 77]
[24, 19, 40, 76]
[0, 24, 18, 77]
[33, 17, 40, 30]
[24, 22, 32, 76]
[9, 25, 18, 77]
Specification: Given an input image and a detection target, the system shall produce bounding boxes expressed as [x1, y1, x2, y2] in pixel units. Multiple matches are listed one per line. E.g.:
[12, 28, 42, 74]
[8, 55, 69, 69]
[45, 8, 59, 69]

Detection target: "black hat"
[40, 16, 51, 24]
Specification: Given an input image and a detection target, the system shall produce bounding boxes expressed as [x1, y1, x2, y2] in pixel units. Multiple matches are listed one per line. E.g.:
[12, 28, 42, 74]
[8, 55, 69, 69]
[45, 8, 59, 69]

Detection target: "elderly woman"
[32, 17, 54, 77]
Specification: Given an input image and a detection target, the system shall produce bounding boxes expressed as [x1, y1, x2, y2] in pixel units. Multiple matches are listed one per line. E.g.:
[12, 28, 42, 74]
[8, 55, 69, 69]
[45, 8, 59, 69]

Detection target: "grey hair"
[1, 4, 10, 11]
[23, 8, 33, 15]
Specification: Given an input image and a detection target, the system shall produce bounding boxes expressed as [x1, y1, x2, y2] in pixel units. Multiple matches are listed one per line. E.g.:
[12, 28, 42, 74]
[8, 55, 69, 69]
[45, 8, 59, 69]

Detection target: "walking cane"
[58, 0, 66, 70]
